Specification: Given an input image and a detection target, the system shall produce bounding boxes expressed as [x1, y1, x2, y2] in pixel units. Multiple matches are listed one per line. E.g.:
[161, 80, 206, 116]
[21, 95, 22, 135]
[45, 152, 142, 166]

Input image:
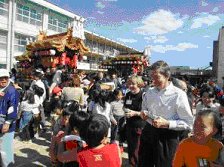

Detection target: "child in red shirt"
[78, 114, 122, 167]
[56, 110, 90, 167]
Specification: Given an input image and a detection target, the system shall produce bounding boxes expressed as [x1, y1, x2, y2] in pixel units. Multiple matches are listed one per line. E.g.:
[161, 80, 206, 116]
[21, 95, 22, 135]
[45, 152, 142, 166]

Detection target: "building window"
[0, 0, 8, 16]
[14, 34, 34, 52]
[0, 30, 7, 50]
[48, 16, 69, 33]
[16, 3, 42, 26]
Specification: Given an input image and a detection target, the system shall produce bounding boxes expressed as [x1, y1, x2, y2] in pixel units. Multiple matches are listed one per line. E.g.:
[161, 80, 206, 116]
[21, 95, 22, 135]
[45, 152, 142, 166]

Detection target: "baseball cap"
[52, 86, 62, 94]
[0, 69, 10, 78]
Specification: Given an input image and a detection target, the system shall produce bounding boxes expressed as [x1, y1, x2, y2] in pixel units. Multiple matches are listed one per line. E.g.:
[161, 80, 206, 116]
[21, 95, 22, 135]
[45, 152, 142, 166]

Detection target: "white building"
[213, 27, 224, 86]
[0, 0, 85, 69]
[0, 0, 141, 71]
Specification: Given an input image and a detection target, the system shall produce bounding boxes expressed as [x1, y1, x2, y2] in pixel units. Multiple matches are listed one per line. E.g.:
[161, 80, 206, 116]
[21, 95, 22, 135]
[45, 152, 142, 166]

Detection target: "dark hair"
[196, 109, 221, 130]
[23, 90, 35, 104]
[62, 108, 73, 117]
[32, 85, 44, 97]
[33, 68, 44, 79]
[150, 60, 171, 78]
[83, 114, 110, 147]
[93, 89, 109, 109]
[63, 100, 79, 113]
[69, 111, 90, 136]
[73, 75, 81, 87]
[54, 100, 63, 110]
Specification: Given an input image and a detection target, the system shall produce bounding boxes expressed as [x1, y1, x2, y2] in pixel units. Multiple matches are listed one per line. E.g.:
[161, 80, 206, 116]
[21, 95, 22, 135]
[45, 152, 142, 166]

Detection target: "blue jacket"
[0, 85, 19, 133]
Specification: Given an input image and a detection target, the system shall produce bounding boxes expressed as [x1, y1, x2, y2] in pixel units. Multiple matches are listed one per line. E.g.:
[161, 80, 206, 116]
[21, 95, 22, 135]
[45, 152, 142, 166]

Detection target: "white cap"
[0, 69, 10, 78]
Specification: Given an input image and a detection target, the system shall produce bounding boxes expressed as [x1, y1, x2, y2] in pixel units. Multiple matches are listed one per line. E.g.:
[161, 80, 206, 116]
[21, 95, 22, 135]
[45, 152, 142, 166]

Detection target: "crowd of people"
[0, 60, 224, 167]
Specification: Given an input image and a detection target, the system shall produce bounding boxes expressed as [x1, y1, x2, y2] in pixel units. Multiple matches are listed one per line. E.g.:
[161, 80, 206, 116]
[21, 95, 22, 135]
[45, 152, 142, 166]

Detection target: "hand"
[125, 110, 137, 118]
[2, 123, 10, 133]
[152, 117, 169, 128]
[55, 131, 65, 143]
[112, 120, 117, 125]
[140, 111, 149, 120]
[0, 92, 5, 97]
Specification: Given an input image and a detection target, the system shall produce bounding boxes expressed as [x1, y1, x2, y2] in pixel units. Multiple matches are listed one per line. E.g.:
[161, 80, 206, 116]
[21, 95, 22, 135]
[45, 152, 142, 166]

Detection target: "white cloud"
[212, 7, 219, 13]
[207, 46, 211, 48]
[202, 1, 208, 6]
[135, 9, 183, 35]
[150, 42, 198, 53]
[103, 0, 117, 1]
[191, 14, 220, 29]
[203, 35, 210, 38]
[144, 35, 168, 43]
[177, 31, 184, 34]
[117, 38, 137, 43]
[96, 2, 105, 9]
[97, 11, 104, 14]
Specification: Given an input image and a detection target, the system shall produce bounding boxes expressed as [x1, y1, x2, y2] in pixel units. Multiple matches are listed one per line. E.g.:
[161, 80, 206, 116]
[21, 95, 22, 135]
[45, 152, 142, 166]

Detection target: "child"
[56, 111, 90, 166]
[173, 109, 224, 167]
[78, 114, 122, 167]
[91, 89, 116, 139]
[110, 89, 125, 146]
[18, 90, 39, 142]
[49, 108, 73, 166]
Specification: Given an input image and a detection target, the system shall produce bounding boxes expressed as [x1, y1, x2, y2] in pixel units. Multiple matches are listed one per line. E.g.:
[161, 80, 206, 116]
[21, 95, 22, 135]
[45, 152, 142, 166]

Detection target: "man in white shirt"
[138, 60, 194, 167]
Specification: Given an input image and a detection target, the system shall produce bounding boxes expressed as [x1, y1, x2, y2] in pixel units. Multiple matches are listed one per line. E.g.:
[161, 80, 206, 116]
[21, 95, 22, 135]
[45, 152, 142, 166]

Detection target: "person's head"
[61, 109, 73, 126]
[111, 73, 117, 79]
[113, 89, 123, 100]
[0, 69, 10, 88]
[94, 89, 109, 109]
[127, 75, 143, 93]
[32, 69, 44, 80]
[201, 91, 215, 106]
[193, 109, 221, 144]
[69, 111, 90, 135]
[73, 74, 81, 87]
[32, 85, 44, 97]
[97, 71, 104, 80]
[23, 90, 35, 104]
[54, 100, 64, 115]
[149, 60, 171, 89]
[52, 86, 62, 96]
[82, 114, 110, 147]
[172, 78, 188, 92]
[11, 68, 17, 75]
[63, 100, 80, 113]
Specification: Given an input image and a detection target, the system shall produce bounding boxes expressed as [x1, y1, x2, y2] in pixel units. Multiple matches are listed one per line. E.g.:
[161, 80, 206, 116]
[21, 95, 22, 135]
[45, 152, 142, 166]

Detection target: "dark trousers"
[126, 124, 143, 167]
[19, 125, 31, 141]
[138, 123, 180, 167]
[111, 115, 125, 143]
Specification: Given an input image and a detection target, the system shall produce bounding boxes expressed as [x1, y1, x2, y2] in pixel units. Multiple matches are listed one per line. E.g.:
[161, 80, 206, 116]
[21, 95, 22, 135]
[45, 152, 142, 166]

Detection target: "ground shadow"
[13, 148, 51, 167]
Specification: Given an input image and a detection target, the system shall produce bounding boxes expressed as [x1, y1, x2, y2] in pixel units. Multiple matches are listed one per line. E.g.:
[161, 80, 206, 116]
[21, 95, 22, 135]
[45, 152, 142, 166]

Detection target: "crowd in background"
[0, 60, 224, 167]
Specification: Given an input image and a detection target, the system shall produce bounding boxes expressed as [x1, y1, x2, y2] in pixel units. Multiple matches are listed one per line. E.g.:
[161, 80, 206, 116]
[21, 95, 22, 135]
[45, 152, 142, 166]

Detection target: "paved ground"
[13, 122, 129, 167]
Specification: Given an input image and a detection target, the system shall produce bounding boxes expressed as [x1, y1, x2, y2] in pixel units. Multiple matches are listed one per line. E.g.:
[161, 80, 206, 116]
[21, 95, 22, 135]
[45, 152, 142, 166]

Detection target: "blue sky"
[48, 0, 224, 68]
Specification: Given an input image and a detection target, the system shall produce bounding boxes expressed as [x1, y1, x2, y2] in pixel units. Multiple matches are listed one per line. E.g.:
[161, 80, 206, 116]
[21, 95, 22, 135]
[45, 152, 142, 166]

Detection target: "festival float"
[100, 53, 149, 77]
[15, 27, 89, 80]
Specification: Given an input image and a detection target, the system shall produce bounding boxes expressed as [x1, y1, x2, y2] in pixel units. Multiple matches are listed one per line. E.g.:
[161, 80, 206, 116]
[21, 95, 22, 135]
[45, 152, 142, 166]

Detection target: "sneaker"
[34, 133, 39, 139]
